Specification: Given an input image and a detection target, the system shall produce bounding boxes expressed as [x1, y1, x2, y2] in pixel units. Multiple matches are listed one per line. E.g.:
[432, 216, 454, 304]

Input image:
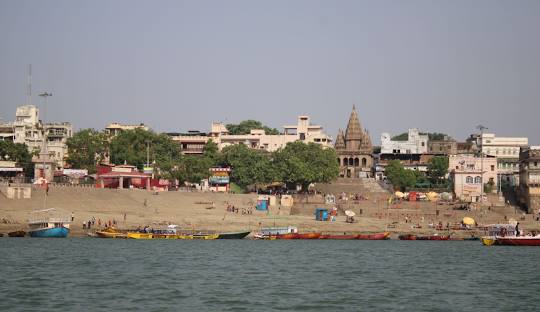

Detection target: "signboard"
[209, 176, 230, 184]
[143, 166, 153, 174]
[63, 169, 88, 177]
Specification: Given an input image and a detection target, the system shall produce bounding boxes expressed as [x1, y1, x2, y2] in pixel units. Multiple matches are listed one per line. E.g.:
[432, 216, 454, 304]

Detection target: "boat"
[95, 227, 126, 239]
[127, 232, 153, 239]
[152, 225, 180, 239]
[320, 234, 359, 240]
[296, 232, 321, 239]
[416, 235, 450, 241]
[481, 224, 519, 246]
[253, 233, 277, 240]
[398, 234, 417, 240]
[357, 232, 390, 240]
[492, 236, 540, 246]
[481, 237, 496, 246]
[28, 208, 70, 238]
[8, 230, 26, 237]
[216, 231, 251, 239]
[274, 233, 299, 239]
[191, 233, 219, 240]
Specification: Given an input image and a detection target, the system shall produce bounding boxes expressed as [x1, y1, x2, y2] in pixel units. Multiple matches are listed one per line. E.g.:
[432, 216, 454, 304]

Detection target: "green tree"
[66, 129, 109, 173]
[226, 120, 280, 135]
[174, 141, 219, 183]
[273, 142, 339, 191]
[385, 160, 417, 191]
[218, 144, 274, 188]
[0, 141, 34, 177]
[427, 156, 449, 184]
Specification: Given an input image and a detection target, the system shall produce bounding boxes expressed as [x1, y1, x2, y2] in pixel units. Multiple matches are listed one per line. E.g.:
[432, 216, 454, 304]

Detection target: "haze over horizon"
[1, 0, 539, 145]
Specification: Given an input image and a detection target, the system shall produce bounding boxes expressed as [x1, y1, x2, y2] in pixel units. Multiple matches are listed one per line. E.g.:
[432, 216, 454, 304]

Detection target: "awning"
[0, 167, 23, 172]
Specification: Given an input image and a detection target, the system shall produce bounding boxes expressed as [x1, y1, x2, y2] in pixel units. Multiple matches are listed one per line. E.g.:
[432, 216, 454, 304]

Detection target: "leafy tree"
[218, 144, 275, 188]
[427, 156, 449, 184]
[273, 142, 339, 191]
[0, 141, 34, 176]
[175, 141, 219, 183]
[226, 120, 280, 135]
[66, 129, 109, 173]
[391, 133, 409, 141]
[385, 160, 416, 191]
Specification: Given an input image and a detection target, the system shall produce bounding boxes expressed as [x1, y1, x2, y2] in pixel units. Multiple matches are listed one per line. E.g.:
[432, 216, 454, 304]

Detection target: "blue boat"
[28, 208, 71, 238]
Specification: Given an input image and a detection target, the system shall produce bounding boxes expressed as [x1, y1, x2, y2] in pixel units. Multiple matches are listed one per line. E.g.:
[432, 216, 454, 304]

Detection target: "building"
[334, 106, 373, 178]
[105, 123, 149, 136]
[449, 154, 498, 202]
[381, 128, 428, 154]
[0, 105, 72, 170]
[169, 115, 332, 154]
[476, 133, 528, 187]
[518, 146, 540, 214]
[428, 136, 458, 155]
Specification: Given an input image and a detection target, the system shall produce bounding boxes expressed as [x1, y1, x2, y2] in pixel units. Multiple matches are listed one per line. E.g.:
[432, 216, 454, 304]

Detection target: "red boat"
[416, 235, 450, 241]
[320, 234, 359, 240]
[399, 234, 417, 240]
[495, 236, 540, 246]
[357, 232, 390, 240]
[274, 233, 299, 239]
[296, 233, 322, 239]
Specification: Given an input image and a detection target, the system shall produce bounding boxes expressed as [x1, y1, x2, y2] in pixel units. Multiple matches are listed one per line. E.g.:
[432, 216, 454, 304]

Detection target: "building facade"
[334, 106, 373, 178]
[449, 155, 498, 202]
[518, 146, 540, 214]
[105, 123, 150, 136]
[381, 128, 428, 154]
[428, 136, 458, 155]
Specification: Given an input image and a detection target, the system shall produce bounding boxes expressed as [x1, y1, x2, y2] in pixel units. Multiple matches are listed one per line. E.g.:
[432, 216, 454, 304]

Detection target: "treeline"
[66, 128, 339, 190]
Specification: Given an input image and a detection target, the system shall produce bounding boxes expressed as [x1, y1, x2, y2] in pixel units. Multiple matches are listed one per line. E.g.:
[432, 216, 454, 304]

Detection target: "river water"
[0, 238, 539, 311]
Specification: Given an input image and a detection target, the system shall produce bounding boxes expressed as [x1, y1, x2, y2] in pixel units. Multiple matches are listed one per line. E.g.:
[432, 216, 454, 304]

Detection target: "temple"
[335, 105, 373, 178]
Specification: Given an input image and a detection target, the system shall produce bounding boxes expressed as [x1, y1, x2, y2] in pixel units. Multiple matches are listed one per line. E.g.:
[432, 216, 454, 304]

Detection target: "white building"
[477, 133, 528, 187]
[105, 123, 149, 136]
[170, 115, 333, 154]
[380, 128, 428, 154]
[449, 154, 498, 202]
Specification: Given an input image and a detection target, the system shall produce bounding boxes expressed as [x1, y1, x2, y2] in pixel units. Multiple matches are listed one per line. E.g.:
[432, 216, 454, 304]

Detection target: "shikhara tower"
[335, 105, 373, 178]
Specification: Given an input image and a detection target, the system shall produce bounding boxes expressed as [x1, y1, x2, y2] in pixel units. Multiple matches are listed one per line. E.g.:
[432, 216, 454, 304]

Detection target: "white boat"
[28, 208, 71, 238]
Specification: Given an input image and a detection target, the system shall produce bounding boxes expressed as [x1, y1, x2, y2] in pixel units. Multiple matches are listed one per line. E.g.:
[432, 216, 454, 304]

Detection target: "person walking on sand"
[515, 222, 520, 237]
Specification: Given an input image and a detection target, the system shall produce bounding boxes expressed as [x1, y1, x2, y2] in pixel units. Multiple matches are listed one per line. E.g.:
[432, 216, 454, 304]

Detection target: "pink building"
[449, 155, 498, 202]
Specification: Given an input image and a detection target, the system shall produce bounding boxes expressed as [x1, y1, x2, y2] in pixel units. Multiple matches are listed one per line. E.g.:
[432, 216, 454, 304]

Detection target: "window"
[535, 162, 538, 167]
[466, 176, 473, 183]
[421, 142, 425, 147]
[299, 133, 306, 141]
[362, 158, 367, 167]
[474, 176, 482, 184]
[354, 158, 359, 167]
[491, 165, 495, 171]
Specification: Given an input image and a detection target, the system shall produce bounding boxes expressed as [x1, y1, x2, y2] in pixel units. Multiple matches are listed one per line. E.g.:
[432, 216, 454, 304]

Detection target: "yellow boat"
[96, 227, 126, 239]
[481, 236, 496, 246]
[191, 233, 219, 240]
[127, 232, 154, 239]
[152, 233, 178, 239]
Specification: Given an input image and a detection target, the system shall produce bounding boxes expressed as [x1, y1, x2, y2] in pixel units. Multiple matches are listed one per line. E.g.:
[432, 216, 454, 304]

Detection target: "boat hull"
[481, 237, 496, 246]
[96, 230, 127, 239]
[357, 232, 390, 240]
[8, 231, 26, 237]
[320, 234, 359, 240]
[127, 232, 153, 239]
[495, 237, 540, 246]
[399, 234, 417, 240]
[29, 227, 69, 238]
[217, 231, 251, 239]
[296, 233, 321, 239]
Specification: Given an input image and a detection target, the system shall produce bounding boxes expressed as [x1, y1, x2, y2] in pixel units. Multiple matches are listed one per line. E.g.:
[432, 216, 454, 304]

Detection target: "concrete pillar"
[119, 177, 124, 189]
[146, 177, 151, 190]
[100, 179, 105, 188]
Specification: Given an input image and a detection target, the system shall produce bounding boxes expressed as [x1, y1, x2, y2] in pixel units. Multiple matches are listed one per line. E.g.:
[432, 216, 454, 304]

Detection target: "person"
[515, 222, 520, 236]
[82, 221, 86, 230]
[71, 212, 75, 221]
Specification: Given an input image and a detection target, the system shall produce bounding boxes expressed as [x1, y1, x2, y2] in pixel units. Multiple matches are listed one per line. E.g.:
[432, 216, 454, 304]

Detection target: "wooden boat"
[357, 232, 390, 240]
[127, 232, 153, 239]
[398, 234, 417, 240]
[95, 228, 126, 239]
[489, 236, 540, 246]
[416, 235, 450, 240]
[28, 209, 70, 238]
[217, 231, 251, 239]
[191, 233, 219, 240]
[8, 230, 26, 237]
[481, 237, 496, 246]
[296, 233, 321, 239]
[274, 233, 299, 239]
[320, 234, 359, 240]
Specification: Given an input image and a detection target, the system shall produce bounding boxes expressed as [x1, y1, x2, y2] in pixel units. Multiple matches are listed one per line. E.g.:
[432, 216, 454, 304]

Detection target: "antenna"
[27, 64, 32, 105]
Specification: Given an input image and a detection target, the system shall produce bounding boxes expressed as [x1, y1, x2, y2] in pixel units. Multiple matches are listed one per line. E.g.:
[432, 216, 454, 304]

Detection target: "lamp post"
[477, 125, 488, 203]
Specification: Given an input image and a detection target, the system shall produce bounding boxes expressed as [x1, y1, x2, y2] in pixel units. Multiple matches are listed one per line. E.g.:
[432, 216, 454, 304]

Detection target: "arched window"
[474, 176, 482, 184]
[362, 158, 367, 167]
[354, 158, 359, 167]
[466, 176, 473, 183]
[348, 158, 354, 166]
[342, 158, 347, 166]
[337, 158, 341, 165]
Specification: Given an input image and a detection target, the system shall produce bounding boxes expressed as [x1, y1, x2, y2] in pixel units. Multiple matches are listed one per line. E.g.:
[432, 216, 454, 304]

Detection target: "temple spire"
[335, 129, 346, 149]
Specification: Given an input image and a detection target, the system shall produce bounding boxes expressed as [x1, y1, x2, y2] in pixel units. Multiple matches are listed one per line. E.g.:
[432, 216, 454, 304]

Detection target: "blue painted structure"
[315, 208, 329, 221]
[29, 227, 69, 238]
[256, 199, 268, 210]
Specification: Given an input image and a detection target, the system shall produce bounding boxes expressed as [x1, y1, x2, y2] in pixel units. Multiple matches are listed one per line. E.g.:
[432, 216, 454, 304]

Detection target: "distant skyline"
[1, 0, 539, 144]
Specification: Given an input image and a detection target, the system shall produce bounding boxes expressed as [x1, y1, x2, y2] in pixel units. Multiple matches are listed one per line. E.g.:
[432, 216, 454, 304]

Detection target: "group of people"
[82, 217, 118, 230]
[226, 203, 253, 215]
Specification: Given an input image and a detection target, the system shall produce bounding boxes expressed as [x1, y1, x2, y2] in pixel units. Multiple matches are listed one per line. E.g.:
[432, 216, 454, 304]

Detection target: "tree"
[427, 156, 449, 184]
[218, 144, 274, 188]
[385, 160, 416, 191]
[0, 141, 34, 177]
[226, 120, 280, 135]
[66, 129, 109, 173]
[175, 141, 219, 183]
[273, 142, 339, 191]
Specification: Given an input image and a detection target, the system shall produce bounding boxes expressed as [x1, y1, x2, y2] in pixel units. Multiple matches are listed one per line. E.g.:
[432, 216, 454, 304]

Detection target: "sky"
[1, 0, 539, 145]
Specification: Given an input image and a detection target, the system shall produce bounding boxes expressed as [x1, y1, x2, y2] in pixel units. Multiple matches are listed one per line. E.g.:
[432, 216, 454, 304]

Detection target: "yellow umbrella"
[462, 217, 475, 225]
[394, 191, 405, 198]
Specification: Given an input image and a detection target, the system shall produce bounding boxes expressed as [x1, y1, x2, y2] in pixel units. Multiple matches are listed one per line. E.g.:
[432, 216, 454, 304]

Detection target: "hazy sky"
[1, 0, 539, 144]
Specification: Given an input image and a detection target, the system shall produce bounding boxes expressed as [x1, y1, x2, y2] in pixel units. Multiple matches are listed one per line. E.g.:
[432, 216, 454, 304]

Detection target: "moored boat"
[127, 232, 153, 239]
[217, 231, 251, 239]
[191, 233, 219, 240]
[28, 209, 70, 238]
[8, 230, 26, 237]
[399, 234, 417, 240]
[96, 227, 126, 239]
[481, 237, 496, 246]
[493, 236, 540, 246]
[296, 232, 321, 239]
[320, 234, 359, 240]
[416, 235, 449, 240]
[357, 232, 390, 240]
[274, 233, 299, 239]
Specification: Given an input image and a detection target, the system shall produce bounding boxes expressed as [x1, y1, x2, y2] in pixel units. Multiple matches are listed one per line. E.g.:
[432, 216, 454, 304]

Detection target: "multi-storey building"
[428, 136, 458, 155]
[105, 123, 149, 136]
[449, 154, 498, 202]
[381, 128, 428, 154]
[518, 146, 540, 214]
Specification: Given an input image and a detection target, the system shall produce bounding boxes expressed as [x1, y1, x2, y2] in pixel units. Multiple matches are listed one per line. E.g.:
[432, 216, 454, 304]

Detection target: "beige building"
[381, 128, 428, 154]
[105, 123, 149, 136]
[170, 116, 333, 154]
[449, 155, 498, 202]
[518, 146, 540, 214]
[0, 105, 72, 170]
[428, 136, 458, 155]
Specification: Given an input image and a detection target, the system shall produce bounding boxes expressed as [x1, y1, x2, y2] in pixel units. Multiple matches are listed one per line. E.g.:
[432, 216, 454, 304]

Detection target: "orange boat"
[357, 232, 390, 240]
[398, 234, 417, 240]
[320, 234, 359, 240]
[296, 233, 321, 239]
[275, 233, 299, 239]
